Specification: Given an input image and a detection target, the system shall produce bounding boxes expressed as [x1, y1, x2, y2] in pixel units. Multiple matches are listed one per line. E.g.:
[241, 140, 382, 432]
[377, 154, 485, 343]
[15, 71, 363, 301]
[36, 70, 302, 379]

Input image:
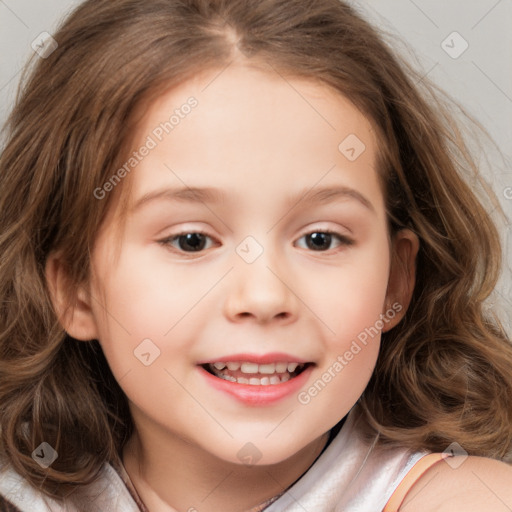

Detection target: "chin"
[205, 434, 315, 468]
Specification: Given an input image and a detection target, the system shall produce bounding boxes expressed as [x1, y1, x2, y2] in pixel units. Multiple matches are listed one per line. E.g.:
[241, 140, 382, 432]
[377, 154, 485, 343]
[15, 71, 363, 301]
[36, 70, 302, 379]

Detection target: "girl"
[0, 0, 511, 510]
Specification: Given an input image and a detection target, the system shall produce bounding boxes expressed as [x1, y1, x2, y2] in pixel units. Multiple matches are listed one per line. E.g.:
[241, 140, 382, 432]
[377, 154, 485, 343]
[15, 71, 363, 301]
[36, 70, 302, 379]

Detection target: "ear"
[45, 252, 99, 341]
[382, 229, 420, 332]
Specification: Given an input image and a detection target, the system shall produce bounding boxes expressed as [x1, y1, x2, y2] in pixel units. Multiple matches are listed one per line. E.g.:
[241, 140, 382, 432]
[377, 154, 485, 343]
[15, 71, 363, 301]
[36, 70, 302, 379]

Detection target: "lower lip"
[198, 365, 313, 406]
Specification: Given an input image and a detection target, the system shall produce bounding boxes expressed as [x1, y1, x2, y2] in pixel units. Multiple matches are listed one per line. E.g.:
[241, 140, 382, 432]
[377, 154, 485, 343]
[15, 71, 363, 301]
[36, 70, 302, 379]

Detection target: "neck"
[122, 421, 330, 512]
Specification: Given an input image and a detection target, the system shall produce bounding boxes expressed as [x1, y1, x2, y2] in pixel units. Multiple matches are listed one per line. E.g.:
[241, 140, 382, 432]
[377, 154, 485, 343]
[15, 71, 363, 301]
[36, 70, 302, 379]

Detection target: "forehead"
[114, 63, 384, 221]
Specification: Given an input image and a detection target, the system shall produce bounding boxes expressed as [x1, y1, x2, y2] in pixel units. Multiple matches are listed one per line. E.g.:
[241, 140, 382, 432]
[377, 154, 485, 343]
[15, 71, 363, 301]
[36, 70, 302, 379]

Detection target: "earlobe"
[45, 253, 99, 341]
[382, 229, 420, 332]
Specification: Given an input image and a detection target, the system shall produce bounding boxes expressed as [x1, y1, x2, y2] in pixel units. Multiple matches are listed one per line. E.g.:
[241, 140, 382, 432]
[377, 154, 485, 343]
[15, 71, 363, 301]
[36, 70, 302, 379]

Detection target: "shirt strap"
[383, 452, 447, 512]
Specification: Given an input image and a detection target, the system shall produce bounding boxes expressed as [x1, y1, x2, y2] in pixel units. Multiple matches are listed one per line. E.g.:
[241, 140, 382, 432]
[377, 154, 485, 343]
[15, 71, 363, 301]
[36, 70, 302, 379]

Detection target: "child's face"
[66, 64, 414, 465]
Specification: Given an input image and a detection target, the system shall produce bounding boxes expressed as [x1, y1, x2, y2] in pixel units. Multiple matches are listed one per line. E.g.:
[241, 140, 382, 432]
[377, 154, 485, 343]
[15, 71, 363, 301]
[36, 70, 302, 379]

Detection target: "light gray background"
[0, 0, 511, 329]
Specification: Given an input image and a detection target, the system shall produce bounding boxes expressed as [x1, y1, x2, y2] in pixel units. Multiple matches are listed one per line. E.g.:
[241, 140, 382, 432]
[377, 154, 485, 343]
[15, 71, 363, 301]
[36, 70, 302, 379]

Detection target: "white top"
[267, 409, 428, 511]
[0, 408, 429, 511]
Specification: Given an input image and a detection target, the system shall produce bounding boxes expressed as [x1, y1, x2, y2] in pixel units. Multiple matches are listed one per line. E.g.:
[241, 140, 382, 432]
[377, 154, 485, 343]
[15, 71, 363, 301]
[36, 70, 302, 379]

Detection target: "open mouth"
[201, 361, 312, 386]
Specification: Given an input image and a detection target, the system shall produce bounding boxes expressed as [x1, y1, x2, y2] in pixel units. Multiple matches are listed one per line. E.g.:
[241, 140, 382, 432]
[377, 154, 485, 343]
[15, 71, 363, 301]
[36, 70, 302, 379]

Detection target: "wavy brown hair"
[1, 0, 511, 500]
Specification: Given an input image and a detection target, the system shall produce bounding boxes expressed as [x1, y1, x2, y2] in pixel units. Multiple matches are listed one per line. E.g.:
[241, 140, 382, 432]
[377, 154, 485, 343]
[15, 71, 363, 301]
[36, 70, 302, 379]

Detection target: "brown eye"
[296, 231, 354, 252]
[306, 232, 332, 251]
[177, 233, 207, 252]
[160, 232, 215, 253]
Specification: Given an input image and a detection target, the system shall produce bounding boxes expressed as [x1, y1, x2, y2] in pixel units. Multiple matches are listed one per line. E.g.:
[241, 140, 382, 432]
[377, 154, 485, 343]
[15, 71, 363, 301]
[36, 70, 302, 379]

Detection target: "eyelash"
[158, 229, 355, 255]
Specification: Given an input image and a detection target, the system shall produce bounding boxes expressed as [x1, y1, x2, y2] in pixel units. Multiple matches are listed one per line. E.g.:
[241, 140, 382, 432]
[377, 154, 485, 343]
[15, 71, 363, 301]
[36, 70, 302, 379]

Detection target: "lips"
[197, 353, 314, 404]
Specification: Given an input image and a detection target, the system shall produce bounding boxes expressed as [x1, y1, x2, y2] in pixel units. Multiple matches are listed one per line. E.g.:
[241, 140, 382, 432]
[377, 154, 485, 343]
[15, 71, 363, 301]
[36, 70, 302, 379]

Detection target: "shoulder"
[400, 455, 512, 512]
[0, 458, 140, 512]
[0, 461, 55, 511]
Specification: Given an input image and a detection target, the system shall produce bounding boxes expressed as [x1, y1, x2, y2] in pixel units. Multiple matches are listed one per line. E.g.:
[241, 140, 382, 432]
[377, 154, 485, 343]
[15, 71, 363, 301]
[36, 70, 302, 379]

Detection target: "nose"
[223, 244, 298, 325]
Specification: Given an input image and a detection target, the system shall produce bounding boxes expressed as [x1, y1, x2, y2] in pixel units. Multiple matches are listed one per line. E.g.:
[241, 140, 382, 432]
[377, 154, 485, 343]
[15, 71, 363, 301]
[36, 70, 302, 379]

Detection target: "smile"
[198, 353, 314, 405]
[203, 361, 309, 385]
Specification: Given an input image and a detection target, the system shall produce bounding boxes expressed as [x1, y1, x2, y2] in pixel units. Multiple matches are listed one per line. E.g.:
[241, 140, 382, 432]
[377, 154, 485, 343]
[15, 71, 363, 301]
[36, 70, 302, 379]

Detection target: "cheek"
[305, 242, 389, 397]
[296, 262, 387, 425]
[88, 244, 218, 384]
[91, 246, 199, 335]
[305, 244, 390, 347]
[87, 256, 196, 422]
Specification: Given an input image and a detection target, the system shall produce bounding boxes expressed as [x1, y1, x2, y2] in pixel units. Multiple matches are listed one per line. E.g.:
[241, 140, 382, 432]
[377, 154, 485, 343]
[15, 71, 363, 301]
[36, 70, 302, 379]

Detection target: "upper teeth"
[210, 362, 302, 374]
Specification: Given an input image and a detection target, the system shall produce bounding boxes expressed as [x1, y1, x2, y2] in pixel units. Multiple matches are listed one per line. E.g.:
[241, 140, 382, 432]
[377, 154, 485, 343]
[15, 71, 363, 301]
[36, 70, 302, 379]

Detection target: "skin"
[47, 61, 512, 512]
[401, 455, 512, 511]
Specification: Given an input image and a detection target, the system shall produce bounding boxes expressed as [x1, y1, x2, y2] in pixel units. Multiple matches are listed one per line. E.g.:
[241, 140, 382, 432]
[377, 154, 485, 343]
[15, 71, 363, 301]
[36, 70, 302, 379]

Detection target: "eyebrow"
[131, 186, 225, 212]
[293, 185, 375, 213]
[131, 185, 375, 214]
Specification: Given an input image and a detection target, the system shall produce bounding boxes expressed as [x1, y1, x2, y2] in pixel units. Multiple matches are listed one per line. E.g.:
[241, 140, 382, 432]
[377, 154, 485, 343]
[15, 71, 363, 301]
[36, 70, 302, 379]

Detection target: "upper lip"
[197, 352, 311, 365]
